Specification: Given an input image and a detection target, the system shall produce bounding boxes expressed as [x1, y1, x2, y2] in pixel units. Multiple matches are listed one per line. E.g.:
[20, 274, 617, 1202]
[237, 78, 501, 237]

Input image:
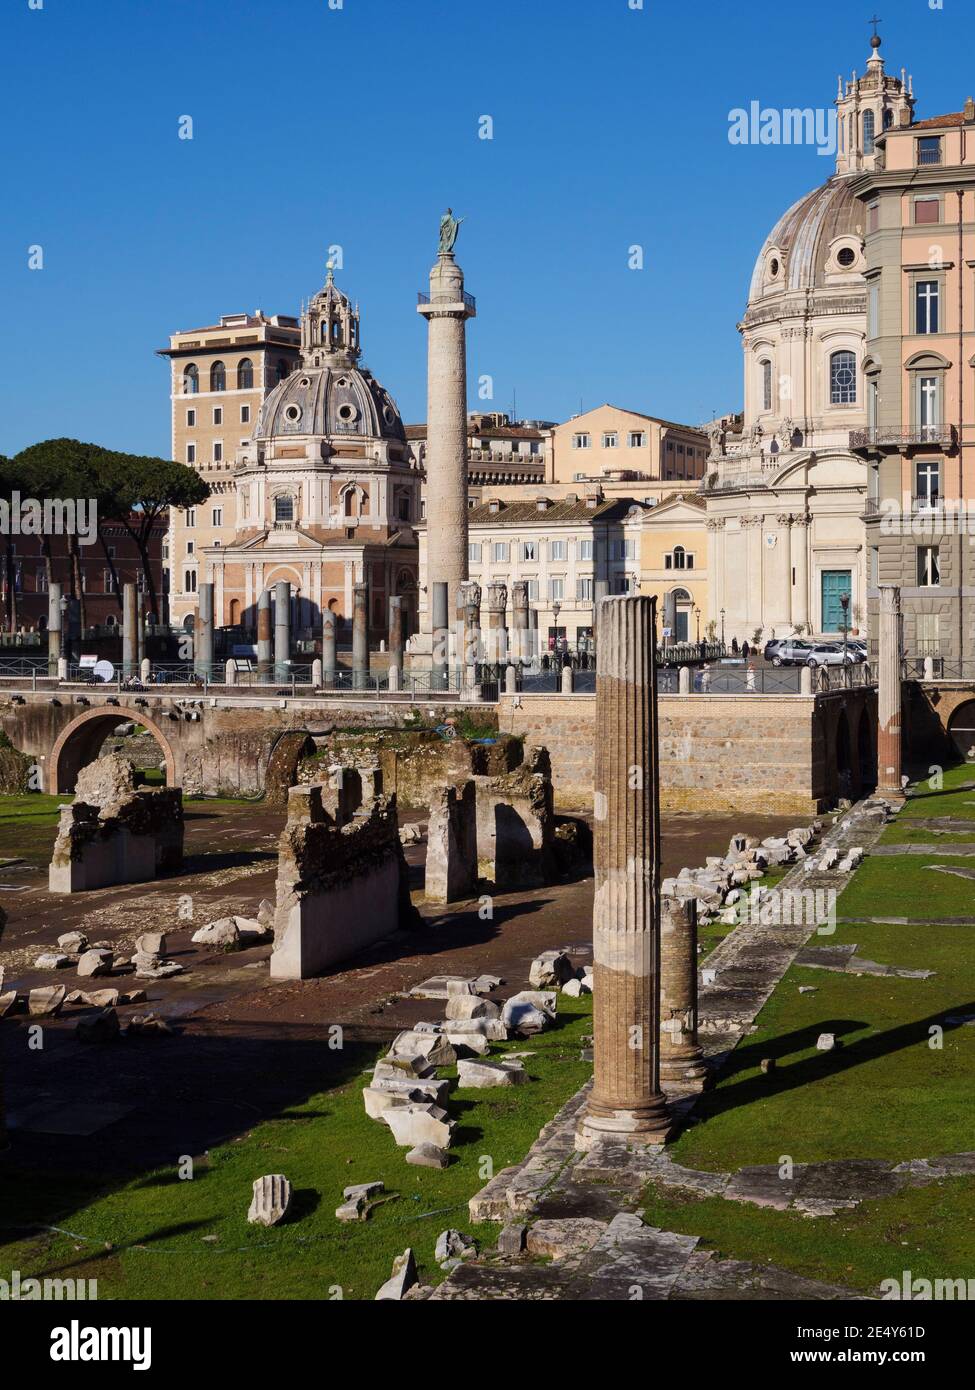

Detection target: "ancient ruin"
[48, 752, 183, 894]
[270, 783, 416, 979]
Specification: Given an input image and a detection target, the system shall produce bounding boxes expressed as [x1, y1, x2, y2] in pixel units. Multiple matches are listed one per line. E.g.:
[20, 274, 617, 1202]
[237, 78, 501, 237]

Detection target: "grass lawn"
[836, 854, 975, 919]
[0, 997, 593, 1301]
[0, 793, 71, 865]
[640, 1178, 975, 1296]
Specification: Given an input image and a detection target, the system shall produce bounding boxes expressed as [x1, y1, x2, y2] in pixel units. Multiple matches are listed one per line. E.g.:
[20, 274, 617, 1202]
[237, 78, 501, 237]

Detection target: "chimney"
[965, 96, 975, 123]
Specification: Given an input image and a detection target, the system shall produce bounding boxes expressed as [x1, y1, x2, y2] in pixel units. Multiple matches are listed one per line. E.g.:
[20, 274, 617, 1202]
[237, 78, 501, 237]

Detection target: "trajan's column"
[418, 210, 476, 632]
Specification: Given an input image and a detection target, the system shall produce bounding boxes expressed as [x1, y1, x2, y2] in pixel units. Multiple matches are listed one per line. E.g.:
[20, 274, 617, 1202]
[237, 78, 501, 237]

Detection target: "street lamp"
[720, 607, 726, 648]
[839, 592, 850, 665]
[694, 606, 701, 643]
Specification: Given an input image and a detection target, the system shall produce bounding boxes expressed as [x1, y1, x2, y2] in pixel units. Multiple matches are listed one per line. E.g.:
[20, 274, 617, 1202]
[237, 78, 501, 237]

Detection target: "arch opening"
[50, 708, 177, 794]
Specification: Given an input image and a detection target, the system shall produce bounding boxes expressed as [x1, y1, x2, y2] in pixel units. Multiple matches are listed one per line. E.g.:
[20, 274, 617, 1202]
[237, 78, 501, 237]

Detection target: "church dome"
[253, 363, 406, 443]
[747, 175, 863, 305]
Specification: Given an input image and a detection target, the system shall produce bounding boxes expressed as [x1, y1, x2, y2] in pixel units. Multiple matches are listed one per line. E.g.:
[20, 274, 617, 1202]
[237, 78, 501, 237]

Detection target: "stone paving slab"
[872, 843, 975, 855]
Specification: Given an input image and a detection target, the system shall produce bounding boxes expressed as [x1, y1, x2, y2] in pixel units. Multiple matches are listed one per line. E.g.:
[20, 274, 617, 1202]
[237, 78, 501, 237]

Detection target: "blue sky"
[1, 0, 971, 457]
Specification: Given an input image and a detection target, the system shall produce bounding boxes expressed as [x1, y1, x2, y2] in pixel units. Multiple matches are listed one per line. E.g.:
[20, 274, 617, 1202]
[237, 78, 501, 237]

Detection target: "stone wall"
[49, 779, 184, 894]
[271, 786, 416, 980]
[496, 692, 862, 814]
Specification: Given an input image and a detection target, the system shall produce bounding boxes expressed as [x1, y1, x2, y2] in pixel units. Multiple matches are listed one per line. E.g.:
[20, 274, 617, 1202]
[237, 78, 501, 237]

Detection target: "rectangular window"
[602, 432, 618, 449]
[521, 541, 536, 562]
[627, 432, 646, 447]
[572, 433, 590, 449]
[577, 577, 593, 601]
[213, 441, 224, 462]
[918, 136, 942, 166]
[609, 539, 632, 561]
[467, 542, 481, 563]
[549, 578, 564, 601]
[550, 540, 567, 560]
[916, 612, 940, 654]
[917, 545, 940, 586]
[579, 538, 593, 560]
[914, 197, 941, 225]
[915, 459, 940, 509]
[493, 542, 510, 562]
[212, 507, 223, 527]
[186, 508, 196, 527]
[916, 280, 940, 334]
[918, 377, 940, 434]
[213, 406, 223, 425]
[186, 540, 195, 555]
[186, 409, 196, 427]
[868, 284, 879, 339]
[240, 404, 251, 424]
[526, 579, 539, 600]
[186, 444, 196, 464]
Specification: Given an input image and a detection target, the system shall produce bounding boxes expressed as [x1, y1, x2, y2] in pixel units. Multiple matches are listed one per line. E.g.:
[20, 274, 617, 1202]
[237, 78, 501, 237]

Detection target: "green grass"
[639, 1178, 975, 1296]
[0, 998, 593, 1300]
[899, 764, 975, 819]
[0, 793, 71, 864]
[836, 854, 975, 919]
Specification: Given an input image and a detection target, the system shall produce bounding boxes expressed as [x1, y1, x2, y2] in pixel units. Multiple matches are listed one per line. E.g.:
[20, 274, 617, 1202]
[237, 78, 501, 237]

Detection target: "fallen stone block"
[248, 1174, 292, 1227]
[0, 989, 17, 1018]
[388, 1030, 456, 1068]
[126, 1012, 173, 1036]
[83, 989, 121, 1008]
[191, 918, 241, 950]
[501, 993, 552, 1036]
[373, 1055, 436, 1082]
[132, 956, 184, 981]
[120, 989, 147, 1006]
[406, 1143, 448, 1169]
[816, 1033, 837, 1051]
[435, 1229, 477, 1268]
[497, 1223, 527, 1255]
[447, 1031, 490, 1056]
[78, 949, 114, 978]
[28, 985, 66, 1017]
[375, 1248, 418, 1300]
[335, 1180, 385, 1222]
[75, 1007, 121, 1044]
[457, 1058, 527, 1088]
[35, 954, 72, 971]
[382, 1102, 455, 1151]
[57, 931, 88, 953]
[561, 978, 583, 997]
[528, 950, 574, 989]
[135, 932, 168, 956]
[473, 974, 502, 994]
[408, 975, 476, 1001]
[363, 1077, 449, 1119]
[444, 994, 500, 1022]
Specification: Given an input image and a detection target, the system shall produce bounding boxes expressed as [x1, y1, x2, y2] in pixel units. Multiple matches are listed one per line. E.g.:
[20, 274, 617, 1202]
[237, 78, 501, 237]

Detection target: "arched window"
[274, 495, 294, 523]
[210, 360, 226, 392]
[184, 570, 197, 593]
[237, 358, 254, 389]
[830, 350, 857, 405]
[321, 321, 329, 343]
[343, 489, 359, 518]
[672, 546, 686, 570]
[863, 109, 875, 155]
[761, 359, 773, 412]
[183, 364, 199, 395]
[276, 358, 290, 383]
[883, 107, 894, 130]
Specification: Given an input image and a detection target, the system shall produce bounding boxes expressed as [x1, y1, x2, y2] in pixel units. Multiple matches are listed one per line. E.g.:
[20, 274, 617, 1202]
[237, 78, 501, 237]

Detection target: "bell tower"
[835, 23, 914, 177]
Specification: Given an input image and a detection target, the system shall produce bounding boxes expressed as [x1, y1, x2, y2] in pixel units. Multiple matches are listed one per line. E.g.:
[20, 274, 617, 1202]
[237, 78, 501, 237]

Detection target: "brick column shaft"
[659, 895, 708, 1090]
[578, 594, 671, 1147]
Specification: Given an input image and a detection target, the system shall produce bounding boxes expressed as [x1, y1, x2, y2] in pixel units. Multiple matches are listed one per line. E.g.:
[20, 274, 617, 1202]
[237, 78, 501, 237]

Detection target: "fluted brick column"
[659, 895, 707, 1091]
[577, 593, 671, 1148]
[352, 582, 369, 691]
[257, 589, 272, 682]
[877, 584, 903, 798]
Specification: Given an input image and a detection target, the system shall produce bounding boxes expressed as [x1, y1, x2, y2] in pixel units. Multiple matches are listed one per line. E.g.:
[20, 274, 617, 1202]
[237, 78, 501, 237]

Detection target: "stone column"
[388, 596, 404, 687]
[560, 663, 574, 694]
[877, 584, 903, 797]
[578, 594, 671, 1148]
[776, 514, 792, 628]
[274, 580, 290, 683]
[66, 597, 81, 666]
[658, 895, 707, 1091]
[511, 580, 529, 665]
[122, 583, 137, 678]
[486, 582, 508, 665]
[136, 589, 145, 667]
[195, 582, 214, 678]
[47, 582, 62, 676]
[431, 581, 449, 693]
[417, 249, 475, 627]
[352, 581, 369, 690]
[791, 514, 810, 629]
[257, 589, 272, 683]
[322, 607, 337, 687]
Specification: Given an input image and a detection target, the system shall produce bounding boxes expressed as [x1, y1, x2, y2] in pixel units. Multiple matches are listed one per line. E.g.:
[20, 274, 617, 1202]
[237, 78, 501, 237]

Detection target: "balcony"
[849, 425, 956, 452]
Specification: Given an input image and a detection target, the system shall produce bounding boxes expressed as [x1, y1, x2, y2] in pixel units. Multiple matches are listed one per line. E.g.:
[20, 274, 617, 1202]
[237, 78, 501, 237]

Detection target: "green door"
[821, 570, 851, 633]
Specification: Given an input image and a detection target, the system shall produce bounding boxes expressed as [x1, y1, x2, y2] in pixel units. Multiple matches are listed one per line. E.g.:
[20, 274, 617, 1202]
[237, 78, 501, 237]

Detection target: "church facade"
[705, 32, 916, 645]
[200, 270, 421, 642]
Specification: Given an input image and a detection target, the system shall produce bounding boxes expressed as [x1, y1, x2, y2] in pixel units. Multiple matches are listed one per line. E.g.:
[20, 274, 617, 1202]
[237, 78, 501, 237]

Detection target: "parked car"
[771, 639, 816, 667]
[803, 643, 856, 667]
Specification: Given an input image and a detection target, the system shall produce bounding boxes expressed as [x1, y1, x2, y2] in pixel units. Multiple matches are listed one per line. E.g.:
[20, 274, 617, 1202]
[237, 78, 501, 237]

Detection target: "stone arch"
[947, 699, 975, 761]
[263, 729, 317, 807]
[835, 708, 853, 800]
[857, 702, 877, 792]
[49, 707, 178, 794]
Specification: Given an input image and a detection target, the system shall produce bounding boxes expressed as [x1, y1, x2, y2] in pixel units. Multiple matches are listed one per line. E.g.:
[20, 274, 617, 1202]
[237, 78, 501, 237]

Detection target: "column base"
[876, 782, 906, 804]
[575, 1096, 673, 1150]
[660, 1051, 711, 1093]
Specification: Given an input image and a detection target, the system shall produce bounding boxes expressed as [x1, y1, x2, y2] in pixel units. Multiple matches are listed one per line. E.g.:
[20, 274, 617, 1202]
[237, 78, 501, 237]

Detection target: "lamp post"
[694, 606, 701, 643]
[552, 598, 561, 664]
[840, 592, 850, 665]
[720, 607, 726, 649]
